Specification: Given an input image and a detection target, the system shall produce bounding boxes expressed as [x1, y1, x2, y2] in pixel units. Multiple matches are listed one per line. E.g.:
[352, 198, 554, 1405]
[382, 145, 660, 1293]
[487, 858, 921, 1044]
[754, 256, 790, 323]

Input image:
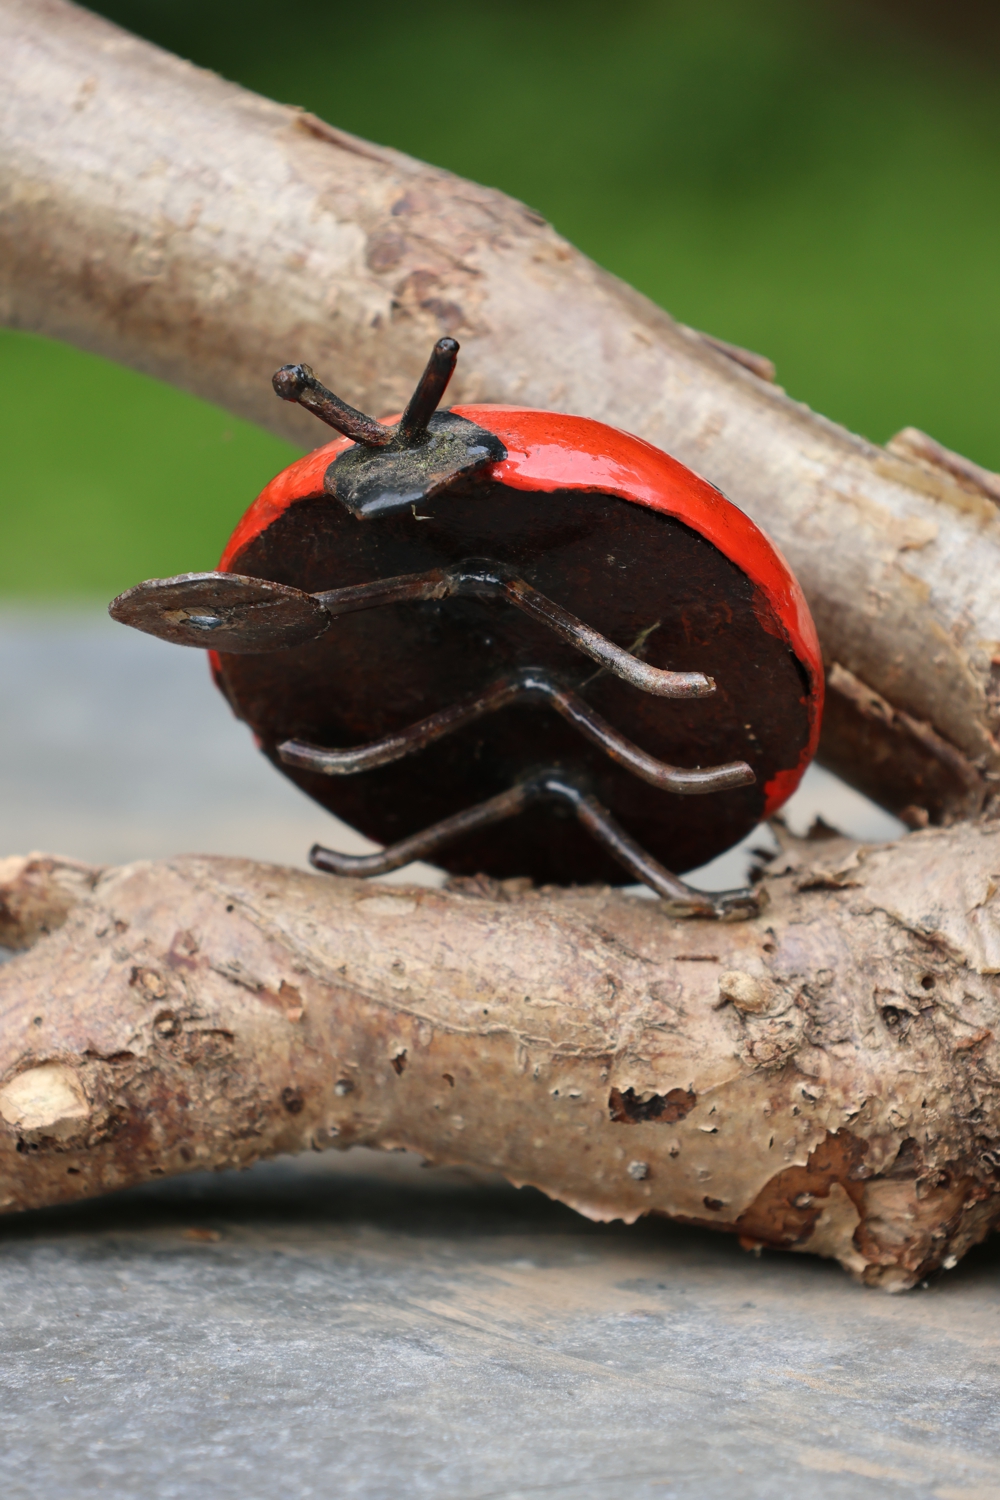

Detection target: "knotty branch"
[3, 831, 999, 1289]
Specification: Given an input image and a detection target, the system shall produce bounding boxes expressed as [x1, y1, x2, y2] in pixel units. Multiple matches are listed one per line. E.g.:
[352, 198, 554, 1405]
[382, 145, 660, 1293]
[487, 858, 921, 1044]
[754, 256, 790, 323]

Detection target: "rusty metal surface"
[314, 559, 716, 696]
[272, 362, 395, 446]
[397, 336, 462, 443]
[2, 1147, 1000, 1500]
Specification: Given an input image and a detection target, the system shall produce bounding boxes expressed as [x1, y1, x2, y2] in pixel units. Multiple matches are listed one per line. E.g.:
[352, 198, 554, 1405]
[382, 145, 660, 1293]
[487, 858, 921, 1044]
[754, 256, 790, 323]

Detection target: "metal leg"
[309, 770, 761, 920]
[112, 559, 716, 694]
[315, 560, 714, 698]
[280, 669, 753, 794]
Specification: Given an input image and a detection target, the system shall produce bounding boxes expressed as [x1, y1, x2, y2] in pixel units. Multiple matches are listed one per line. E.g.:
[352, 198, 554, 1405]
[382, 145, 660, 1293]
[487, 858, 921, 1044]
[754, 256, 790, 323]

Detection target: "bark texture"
[4, 831, 1000, 1290]
[3, 0, 1000, 824]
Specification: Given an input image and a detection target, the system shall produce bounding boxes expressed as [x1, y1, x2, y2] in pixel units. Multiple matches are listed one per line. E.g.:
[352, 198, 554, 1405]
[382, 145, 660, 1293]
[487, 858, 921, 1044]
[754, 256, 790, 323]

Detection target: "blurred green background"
[2, 0, 998, 597]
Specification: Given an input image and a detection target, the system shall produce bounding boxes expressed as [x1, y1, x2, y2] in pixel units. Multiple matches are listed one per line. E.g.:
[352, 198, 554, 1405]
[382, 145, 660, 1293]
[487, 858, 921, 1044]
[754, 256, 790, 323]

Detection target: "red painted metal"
[217, 405, 822, 819]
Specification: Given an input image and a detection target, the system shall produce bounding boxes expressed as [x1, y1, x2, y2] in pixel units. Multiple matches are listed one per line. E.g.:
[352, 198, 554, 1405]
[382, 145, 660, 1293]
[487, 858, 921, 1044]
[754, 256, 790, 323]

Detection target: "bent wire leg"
[282, 675, 525, 777]
[314, 561, 713, 699]
[540, 774, 759, 920]
[280, 670, 754, 794]
[117, 559, 717, 696]
[309, 781, 536, 879]
[309, 770, 762, 921]
[493, 573, 712, 698]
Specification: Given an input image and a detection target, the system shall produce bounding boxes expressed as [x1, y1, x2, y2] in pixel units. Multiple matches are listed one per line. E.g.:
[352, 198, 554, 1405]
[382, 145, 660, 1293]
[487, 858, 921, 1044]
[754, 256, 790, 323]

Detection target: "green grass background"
[3, 0, 998, 597]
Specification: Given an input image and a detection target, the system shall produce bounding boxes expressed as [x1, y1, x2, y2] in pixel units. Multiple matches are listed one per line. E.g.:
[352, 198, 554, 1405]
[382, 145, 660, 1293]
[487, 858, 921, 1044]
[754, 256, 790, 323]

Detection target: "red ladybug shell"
[211, 406, 823, 885]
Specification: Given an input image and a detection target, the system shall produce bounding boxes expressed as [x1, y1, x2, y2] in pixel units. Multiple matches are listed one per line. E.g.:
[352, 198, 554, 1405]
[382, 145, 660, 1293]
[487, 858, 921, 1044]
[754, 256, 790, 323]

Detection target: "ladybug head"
[110, 337, 823, 919]
[271, 337, 505, 519]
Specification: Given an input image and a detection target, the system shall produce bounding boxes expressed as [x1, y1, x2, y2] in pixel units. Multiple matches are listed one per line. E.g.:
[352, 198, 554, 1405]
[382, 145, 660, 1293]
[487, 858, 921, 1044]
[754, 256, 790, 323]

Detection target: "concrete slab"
[2, 1150, 1000, 1500]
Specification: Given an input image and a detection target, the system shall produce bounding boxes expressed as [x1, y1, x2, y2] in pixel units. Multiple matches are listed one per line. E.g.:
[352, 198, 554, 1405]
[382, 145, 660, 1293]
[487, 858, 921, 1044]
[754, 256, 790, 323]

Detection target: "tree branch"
[3, 0, 1000, 823]
[3, 832, 1000, 1289]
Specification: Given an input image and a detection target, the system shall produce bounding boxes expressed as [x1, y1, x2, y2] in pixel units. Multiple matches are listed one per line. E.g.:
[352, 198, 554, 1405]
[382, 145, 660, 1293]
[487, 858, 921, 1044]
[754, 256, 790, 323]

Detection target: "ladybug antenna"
[272, 365, 394, 448]
[397, 337, 459, 445]
[272, 337, 460, 451]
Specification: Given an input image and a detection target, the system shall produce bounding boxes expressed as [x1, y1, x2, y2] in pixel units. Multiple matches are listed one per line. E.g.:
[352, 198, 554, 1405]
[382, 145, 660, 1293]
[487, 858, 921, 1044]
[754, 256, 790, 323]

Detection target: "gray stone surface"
[5, 606, 984, 1500]
[3, 1150, 1000, 1500]
[0, 606, 439, 880]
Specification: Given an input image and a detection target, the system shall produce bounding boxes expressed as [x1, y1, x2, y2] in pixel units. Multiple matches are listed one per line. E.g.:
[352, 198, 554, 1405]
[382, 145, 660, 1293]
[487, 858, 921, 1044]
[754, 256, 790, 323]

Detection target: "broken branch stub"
[3, 0, 1000, 822]
[2, 832, 1000, 1291]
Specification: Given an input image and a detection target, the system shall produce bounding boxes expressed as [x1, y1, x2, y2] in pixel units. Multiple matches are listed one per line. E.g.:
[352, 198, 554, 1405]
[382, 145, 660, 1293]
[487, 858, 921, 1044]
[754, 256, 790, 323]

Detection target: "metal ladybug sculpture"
[110, 337, 823, 919]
